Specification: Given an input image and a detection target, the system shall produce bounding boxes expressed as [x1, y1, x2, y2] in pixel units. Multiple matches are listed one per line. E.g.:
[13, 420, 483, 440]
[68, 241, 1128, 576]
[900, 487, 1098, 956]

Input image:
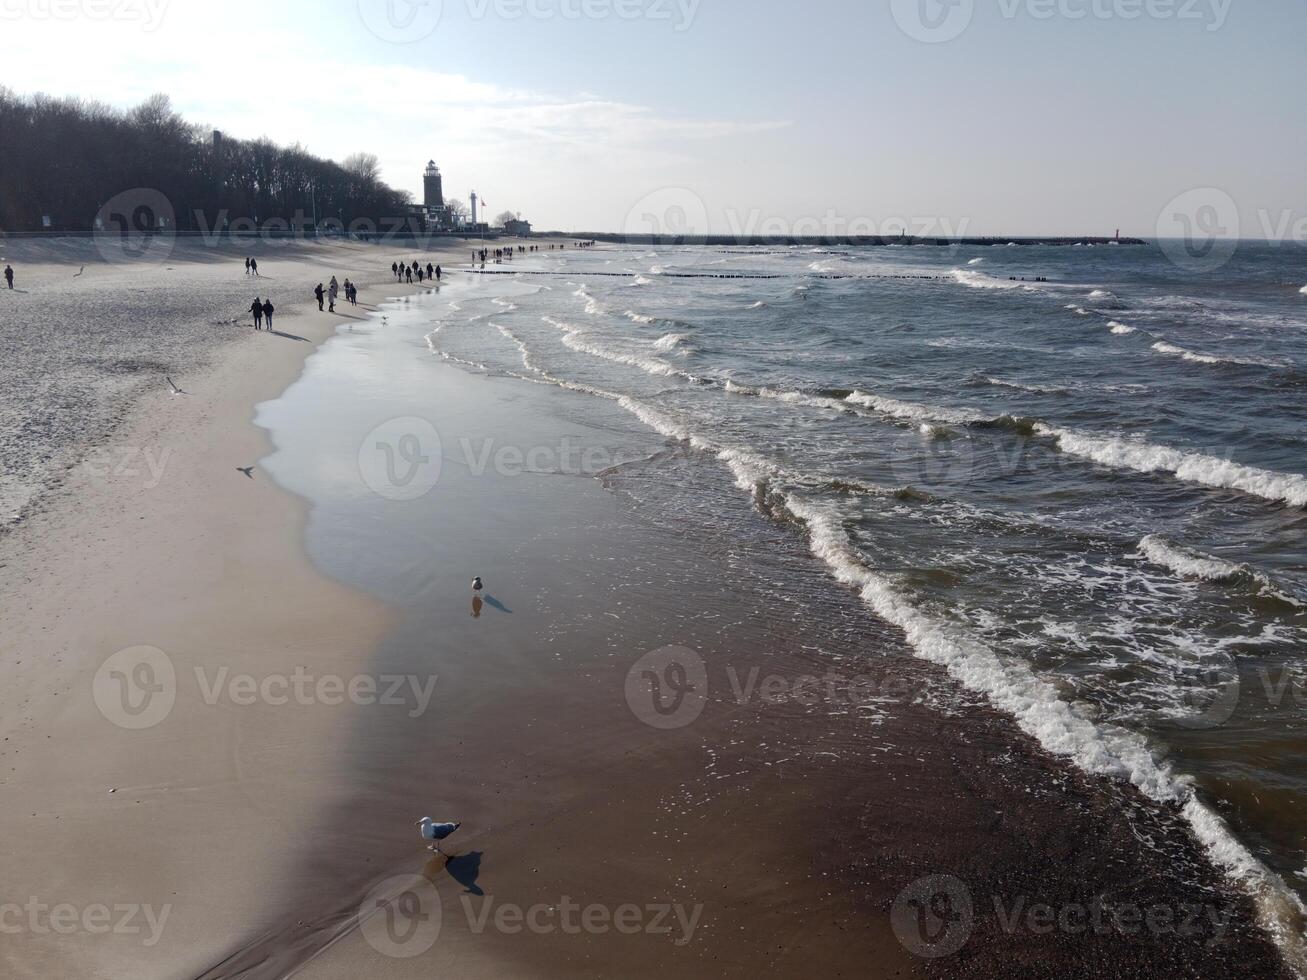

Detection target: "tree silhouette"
[0, 89, 413, 232]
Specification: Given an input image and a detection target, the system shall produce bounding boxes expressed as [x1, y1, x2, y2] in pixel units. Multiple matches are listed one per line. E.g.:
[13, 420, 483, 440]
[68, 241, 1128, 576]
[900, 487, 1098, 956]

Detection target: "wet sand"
[0, 251, 1294, 978]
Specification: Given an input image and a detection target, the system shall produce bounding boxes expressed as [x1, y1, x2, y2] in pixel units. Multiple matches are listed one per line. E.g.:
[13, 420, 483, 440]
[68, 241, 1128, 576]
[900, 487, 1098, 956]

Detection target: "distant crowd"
[391, 260, 442, 285]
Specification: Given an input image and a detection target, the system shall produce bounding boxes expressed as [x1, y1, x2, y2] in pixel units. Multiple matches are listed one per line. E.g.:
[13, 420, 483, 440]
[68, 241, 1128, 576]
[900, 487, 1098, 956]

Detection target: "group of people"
[314, 276, 358, 312]
[243, 257, 260, 276]
[392, 260, 441, 285]
[249, 296, 275, 330]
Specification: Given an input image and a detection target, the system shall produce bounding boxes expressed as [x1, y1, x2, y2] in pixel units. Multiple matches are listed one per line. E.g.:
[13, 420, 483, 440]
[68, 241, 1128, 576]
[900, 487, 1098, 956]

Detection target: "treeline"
[0, 89, 412, 233]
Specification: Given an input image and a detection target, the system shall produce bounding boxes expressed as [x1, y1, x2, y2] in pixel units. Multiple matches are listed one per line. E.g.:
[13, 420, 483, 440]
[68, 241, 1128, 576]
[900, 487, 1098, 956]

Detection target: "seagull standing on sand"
[472, 577, 484, 594]
[417, 817, 461, 855]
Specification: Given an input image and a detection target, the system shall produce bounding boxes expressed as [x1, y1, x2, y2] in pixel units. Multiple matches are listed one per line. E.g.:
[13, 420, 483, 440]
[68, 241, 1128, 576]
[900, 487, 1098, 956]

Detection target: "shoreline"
[0, 244, 1296, 978]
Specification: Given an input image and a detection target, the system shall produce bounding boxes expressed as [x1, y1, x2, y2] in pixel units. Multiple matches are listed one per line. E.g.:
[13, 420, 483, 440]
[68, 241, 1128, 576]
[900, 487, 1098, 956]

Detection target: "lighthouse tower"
[423, 161, 444, 209]
[470, 191, 478, 226]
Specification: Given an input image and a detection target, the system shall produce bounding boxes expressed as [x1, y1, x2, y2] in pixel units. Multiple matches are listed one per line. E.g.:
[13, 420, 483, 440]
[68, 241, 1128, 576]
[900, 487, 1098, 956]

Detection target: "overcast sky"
[3, 0, 1305, 236]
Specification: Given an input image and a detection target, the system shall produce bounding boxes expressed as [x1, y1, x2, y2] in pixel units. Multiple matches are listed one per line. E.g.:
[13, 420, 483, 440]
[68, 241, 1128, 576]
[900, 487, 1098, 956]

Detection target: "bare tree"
[342, 152, 380, 181]
[447, 199, 469, 222]
[495, 210, 520, 227]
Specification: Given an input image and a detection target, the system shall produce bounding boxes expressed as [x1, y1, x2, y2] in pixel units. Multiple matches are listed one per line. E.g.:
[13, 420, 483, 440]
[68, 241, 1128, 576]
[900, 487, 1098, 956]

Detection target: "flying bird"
[236, 467, 254, 479]
[417, 817, 461, 855]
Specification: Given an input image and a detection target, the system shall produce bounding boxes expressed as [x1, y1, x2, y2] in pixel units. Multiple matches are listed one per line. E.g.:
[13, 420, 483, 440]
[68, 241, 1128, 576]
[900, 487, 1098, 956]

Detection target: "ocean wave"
[779, 494, 1307, 970]
[652, 332, 689, 354]
[845, 389, 979, 426]
[748, 300, 768, 310]
[1087, 289, 1126, 310]
[623, 310, 658, 324]
[953, 269, 1034, 291]
[1299, 285, 1307, 296]
[1038, 425, 1307, 508]
[1138, 535, 1302, 607]
[1151, 341, 1284, 369]
[984, 376, 1069, 395]
[967, 257, 985, 266]
[1108, 321, 1136, 334]
[543, 315, 686, 379]
[836, 384, 1307, 508]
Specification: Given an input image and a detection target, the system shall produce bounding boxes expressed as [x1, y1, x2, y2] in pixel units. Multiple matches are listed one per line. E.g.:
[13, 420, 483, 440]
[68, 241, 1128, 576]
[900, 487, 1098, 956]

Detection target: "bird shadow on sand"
[443, 851, 485, 896]
[483, 596, 513, 614]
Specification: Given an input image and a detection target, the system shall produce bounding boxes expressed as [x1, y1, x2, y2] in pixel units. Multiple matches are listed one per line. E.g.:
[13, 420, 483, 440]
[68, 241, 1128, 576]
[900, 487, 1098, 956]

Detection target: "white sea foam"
[623, 310, 658, 324]
[1138, 535, 1302, 606]
[1108, 321, 1136, 334]
[985, 377, 1067, 395]
[652, 332, 688, 353]
[1152, 341, 1225, 365]
[845, 390, 980, 426]
[541, 314, 690, 378]
[748, 300, 767, 310]
[953, 269, 1028, 291]
[1151, 341, 1284, 369]
[1299, 285, 1307, 296]
[1038, 425, 1307, 508]
[967, 257, 985, 266]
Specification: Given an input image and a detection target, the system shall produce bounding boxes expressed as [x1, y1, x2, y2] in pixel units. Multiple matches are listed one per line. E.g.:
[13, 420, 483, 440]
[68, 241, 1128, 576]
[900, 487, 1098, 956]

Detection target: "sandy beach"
[0, 238, 1295, 979]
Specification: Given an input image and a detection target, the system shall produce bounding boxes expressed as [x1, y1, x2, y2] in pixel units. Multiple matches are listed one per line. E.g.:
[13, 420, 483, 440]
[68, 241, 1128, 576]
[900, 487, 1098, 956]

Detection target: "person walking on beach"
[262, 298, 275, 330]
[4, 265, 13, 289]
[250, 296, 264, 330]
[250, 257, 259, 276]
[435, 264, 441, 282]
[391, 261, 399, 279]
[314, 283, 325, 311]
[426, 262, 434, 280]
[244, 257, 251, 276]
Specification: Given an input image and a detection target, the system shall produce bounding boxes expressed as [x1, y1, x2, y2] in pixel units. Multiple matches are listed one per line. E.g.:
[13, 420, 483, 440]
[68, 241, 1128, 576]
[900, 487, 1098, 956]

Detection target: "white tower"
[470, 191, 478, 226]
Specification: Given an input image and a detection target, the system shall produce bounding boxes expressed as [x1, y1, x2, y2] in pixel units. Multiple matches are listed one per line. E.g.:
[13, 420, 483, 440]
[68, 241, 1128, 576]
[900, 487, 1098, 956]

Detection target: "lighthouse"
[470, 191, 478, 226]
[423, 161, 444, 209]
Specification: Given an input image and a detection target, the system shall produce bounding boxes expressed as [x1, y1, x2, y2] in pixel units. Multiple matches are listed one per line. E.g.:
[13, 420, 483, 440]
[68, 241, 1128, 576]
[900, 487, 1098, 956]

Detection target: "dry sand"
[0, 235, 475, 978]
